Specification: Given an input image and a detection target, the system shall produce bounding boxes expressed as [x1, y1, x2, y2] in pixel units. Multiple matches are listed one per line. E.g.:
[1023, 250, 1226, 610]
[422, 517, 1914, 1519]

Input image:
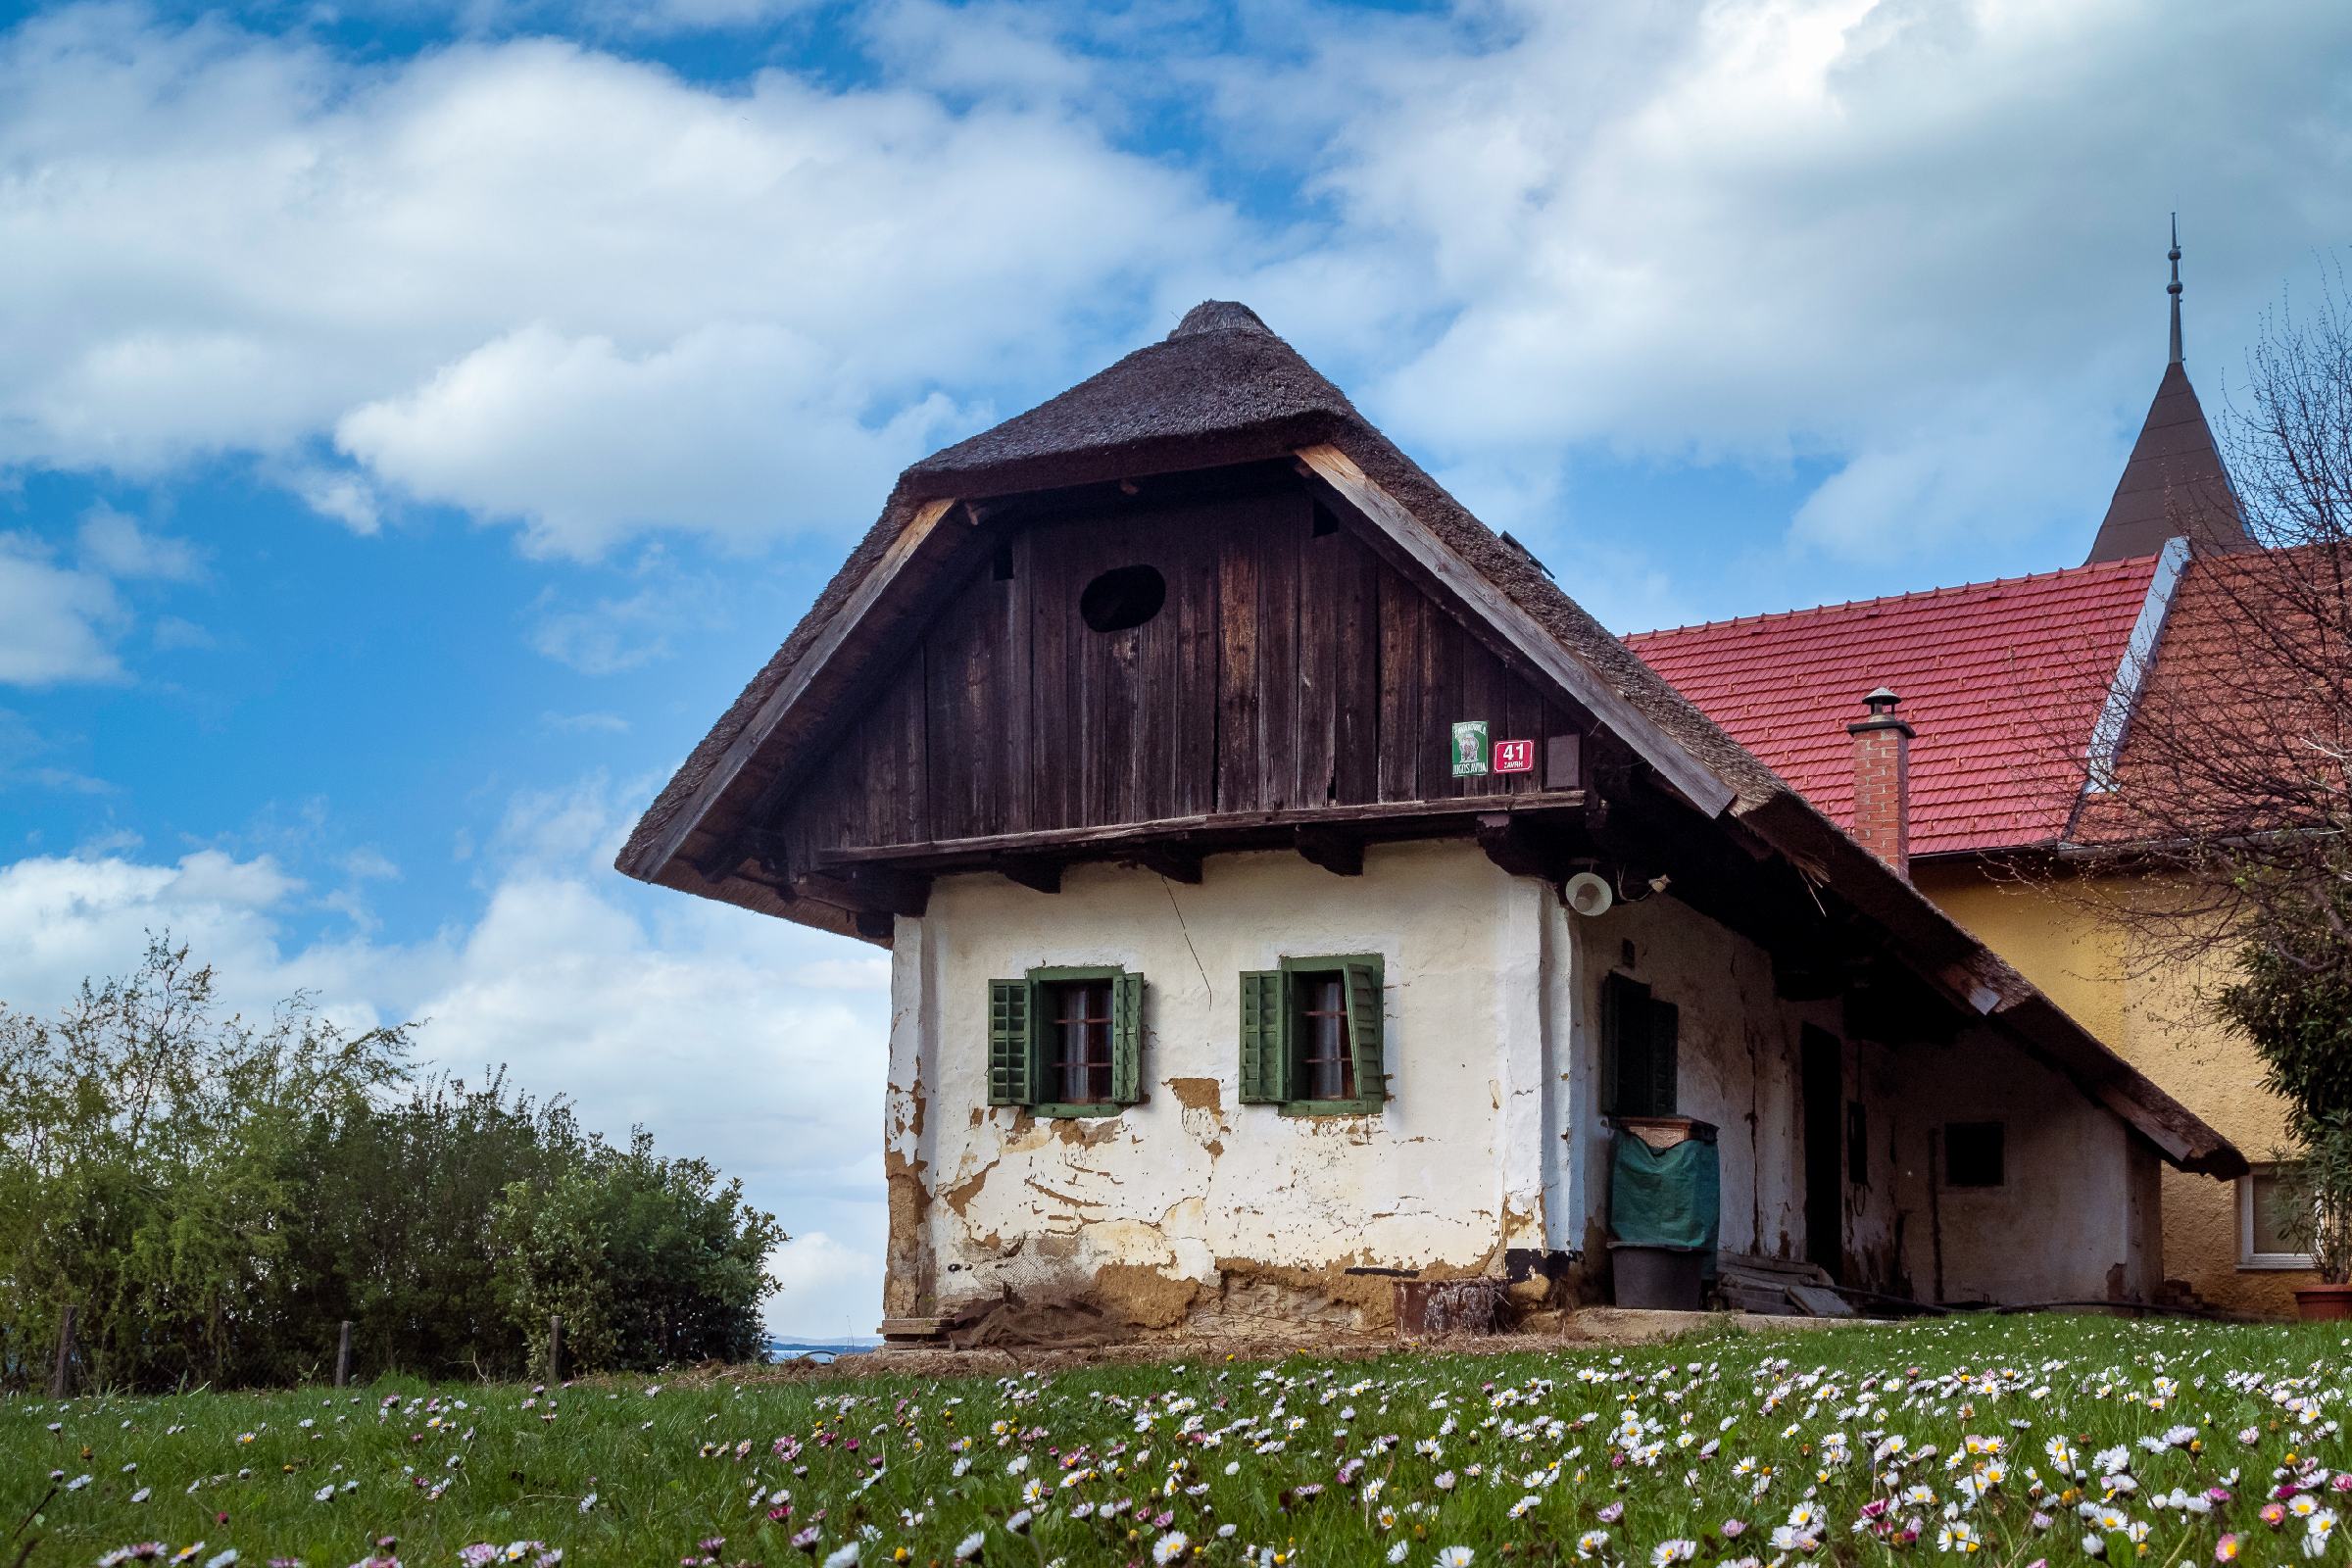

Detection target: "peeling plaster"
[875, 837, 2164, 1335]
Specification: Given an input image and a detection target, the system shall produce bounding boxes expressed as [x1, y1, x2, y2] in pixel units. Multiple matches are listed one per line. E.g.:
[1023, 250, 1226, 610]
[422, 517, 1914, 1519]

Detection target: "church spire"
[2167, 214, 2183, 366]
[2082, 218, 2253, 563]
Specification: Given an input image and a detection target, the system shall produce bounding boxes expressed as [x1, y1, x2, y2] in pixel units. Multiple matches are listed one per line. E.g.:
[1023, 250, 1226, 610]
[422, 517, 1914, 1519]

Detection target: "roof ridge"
[1628, 552, 2165, 641]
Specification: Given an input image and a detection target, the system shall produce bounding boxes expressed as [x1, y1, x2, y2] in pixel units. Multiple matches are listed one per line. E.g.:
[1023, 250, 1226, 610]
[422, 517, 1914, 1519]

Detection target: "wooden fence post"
[547, 1315, 564, 1384]
[49, 1304, 77, 1398]
[334, 1320, 353, 1389]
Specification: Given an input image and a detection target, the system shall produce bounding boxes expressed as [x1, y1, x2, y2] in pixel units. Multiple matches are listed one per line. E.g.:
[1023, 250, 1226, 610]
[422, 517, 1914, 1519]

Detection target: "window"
[1237, 955, 1385, 1114]
[1942, 1121, 2005, 1189]
[2240, 1163, 2317, 1270]
[1601, 973, 1678, 1118]
[986, 967, 1144, 1116]
[1047, 978, 1115, 1104]
[1078, 565, 1166, 632]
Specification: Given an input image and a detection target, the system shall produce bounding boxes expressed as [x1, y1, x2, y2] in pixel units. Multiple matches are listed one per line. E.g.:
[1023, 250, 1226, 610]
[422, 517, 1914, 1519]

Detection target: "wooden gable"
[756, 472, 1594, 896]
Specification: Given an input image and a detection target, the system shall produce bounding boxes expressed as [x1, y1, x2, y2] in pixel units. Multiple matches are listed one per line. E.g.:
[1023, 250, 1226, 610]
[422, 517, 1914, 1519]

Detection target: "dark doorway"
[1800, 1027, 1843, 1282]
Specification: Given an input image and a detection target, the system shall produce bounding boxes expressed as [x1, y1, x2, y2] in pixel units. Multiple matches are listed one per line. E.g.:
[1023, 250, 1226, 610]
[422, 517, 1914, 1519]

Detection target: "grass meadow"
[8, 1314, 2352, 1568]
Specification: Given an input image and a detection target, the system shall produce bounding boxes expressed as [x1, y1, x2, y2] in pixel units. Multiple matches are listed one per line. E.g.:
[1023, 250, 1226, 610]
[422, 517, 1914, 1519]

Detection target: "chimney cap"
[1848, 685, 1915, 739]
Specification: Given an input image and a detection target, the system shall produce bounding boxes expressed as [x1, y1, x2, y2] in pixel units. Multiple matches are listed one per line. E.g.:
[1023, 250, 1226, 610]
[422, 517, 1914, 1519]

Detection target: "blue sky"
[4, 0, 2351, 1336]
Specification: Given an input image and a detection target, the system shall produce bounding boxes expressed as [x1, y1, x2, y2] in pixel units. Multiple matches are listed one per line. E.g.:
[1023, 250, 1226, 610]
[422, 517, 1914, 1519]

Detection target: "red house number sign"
[1493, 739, 1536, 774]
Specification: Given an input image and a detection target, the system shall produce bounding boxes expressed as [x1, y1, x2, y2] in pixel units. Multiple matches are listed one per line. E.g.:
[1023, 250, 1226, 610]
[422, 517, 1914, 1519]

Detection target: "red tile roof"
[1628, 555, 2167, 857]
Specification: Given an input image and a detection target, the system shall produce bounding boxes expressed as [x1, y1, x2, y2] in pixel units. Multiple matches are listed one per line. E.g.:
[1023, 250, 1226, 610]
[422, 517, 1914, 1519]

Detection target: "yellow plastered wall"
[1912, 860, 2304, 1316]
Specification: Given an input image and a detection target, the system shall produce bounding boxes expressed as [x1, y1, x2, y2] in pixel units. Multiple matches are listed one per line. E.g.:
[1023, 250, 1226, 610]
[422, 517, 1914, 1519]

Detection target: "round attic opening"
[1079, 564, 1166, 633]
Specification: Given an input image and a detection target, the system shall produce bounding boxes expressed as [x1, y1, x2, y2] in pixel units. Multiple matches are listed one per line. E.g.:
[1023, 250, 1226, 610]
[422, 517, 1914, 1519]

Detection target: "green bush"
[0, 939, 786, 1389]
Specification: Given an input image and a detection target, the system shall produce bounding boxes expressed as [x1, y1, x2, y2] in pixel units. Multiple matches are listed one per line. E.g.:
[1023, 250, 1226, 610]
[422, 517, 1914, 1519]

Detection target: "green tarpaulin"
[1608, 1133, 1720, 1261]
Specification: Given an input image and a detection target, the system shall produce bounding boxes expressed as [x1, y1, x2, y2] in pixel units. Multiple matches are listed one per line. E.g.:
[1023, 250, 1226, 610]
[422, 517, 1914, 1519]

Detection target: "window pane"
[1049, 981, 1113, 1103]
[1293, 970, 1354, 1102]
[2252, 1170, 2308, 1256]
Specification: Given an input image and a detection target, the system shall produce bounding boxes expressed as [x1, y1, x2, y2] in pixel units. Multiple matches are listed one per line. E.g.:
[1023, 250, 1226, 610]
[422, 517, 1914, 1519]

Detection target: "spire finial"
[2167, 213, 2183, 366]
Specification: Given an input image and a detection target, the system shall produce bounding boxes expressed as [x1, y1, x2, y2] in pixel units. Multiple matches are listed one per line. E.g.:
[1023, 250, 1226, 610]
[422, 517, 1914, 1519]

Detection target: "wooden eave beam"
[1293, 444, 1738, 818]
[999, 858, 1063, 895]
[1293, 825, 1364, 877]
[814, 791, 1588, 876]
[1126, 846, 1203, 884]
[791, 867, 930, 919]
[1475, 812, 1552, 879]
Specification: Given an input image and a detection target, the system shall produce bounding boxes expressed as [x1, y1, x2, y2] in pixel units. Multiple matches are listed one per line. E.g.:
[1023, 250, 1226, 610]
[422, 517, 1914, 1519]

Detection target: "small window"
[986, 967, 1143, 1116]
[1602, 973, 1677, 1118]
[1943, 1121, 2005, 1189]
[1078, 564, 1165, 632]
[2240, 1163, 2317, 1270]
[1237, 956, 1385, 1114]
[1045, 978, 1115, 1104]
[1293, 970, 1356, 1102]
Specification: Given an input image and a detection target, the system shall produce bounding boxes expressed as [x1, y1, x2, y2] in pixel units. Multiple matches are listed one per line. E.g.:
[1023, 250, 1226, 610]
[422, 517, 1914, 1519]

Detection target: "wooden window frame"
[1238, 954, 1387, 1116]
[2239, 1162, 2318, 1271]
[988, 965, 1144, 1118]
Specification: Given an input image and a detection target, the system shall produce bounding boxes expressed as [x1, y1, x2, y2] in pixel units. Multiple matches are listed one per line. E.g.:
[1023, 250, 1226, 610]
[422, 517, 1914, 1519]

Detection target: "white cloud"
[0, 775, 894, 1336]
[0, 504, 207, 687]
[76, 504, 202, 581]
[524, 578, 695, 675]
[0, 9, 1240, 559]
[338, 324, 964, 558]
[1201, 0, 2352, 567]
[0, 533, 124, 685]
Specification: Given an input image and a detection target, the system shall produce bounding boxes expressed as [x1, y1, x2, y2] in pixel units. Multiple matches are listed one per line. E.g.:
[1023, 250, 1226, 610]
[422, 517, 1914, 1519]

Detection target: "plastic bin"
[1609, 1243, 1707, 1310]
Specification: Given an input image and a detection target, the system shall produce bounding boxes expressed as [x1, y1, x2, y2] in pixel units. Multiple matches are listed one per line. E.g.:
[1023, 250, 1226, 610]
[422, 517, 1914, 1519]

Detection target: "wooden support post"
[1293, 826, 1364, 877]
[334, 1320, 353, 1388]
[548, 1315, 564, 1385]
[49, 1304, 76, 1398]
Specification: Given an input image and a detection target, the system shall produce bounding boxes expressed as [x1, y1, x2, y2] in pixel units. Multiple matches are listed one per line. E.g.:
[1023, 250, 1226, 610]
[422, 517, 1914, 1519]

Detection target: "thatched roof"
[615, 300, 2242, 1179]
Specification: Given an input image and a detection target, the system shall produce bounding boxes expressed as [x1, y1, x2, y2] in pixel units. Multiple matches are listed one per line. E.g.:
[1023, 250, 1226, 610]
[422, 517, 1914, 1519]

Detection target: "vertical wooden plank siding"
[1253, 492, 1303, 810]
[1171, 515, 1222, 816]
[1215, 515, 1264, 813]
[1331, 537, 1381, 805]
[766, 477, 1594, 860]
[1375, 562, 1423, 803]
[1296, 513, 1344, 807]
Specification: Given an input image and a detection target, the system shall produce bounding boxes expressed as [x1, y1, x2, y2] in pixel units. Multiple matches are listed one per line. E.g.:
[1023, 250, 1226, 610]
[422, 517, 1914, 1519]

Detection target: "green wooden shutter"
[1646, 999, 1680, 1116]
[1238, 969, 1287, 1103]
[988, 978, 1034, 1106]
[1110, 971, 1144, 1104]
[1342, 959, 1385, 1103]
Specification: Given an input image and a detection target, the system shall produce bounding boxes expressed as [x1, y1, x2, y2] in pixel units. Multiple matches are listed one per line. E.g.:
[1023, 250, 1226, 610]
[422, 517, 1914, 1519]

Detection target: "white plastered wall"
[1555, 888, 2151, 1305]
[880, 840, 2165, 1327]
[883, 840, 1568, 1330]
[1558, 890, 1837, 1268]
[1888, 1028, 2163, 1304]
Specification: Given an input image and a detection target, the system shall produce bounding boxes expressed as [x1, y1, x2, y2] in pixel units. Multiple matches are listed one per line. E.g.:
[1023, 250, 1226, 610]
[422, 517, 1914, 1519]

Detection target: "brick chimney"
[1846, 687, 1915, 877]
